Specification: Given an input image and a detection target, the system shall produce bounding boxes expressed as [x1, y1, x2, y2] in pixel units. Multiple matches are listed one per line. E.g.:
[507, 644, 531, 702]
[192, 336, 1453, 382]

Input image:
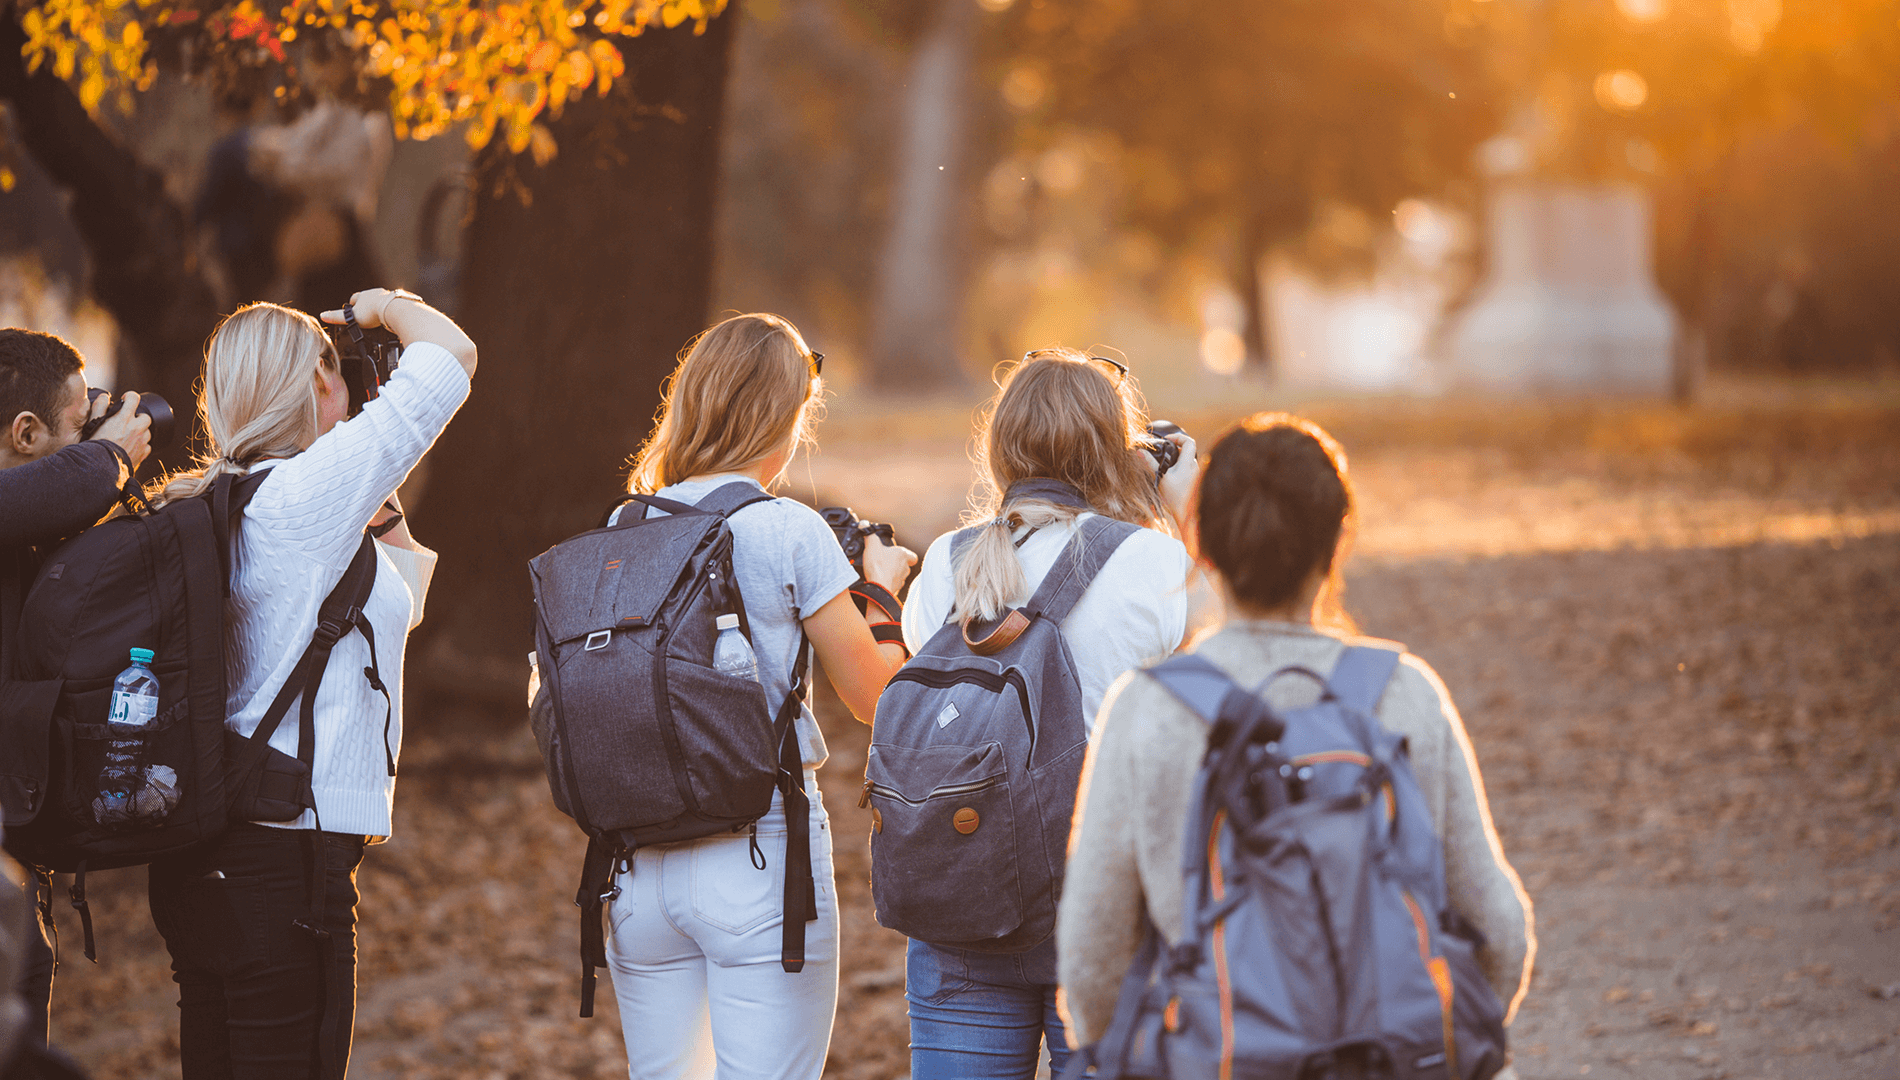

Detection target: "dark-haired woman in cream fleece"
[1056, 414, 1534, 1067]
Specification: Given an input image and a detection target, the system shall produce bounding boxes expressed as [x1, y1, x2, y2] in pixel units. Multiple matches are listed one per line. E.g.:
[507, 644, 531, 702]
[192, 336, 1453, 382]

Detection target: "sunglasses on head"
[1021, 349, 1128, 384]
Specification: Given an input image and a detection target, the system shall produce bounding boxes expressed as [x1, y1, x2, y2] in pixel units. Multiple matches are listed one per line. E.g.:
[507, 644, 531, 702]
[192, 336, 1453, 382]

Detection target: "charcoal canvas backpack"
[865, 508, 1137, 953]
[1064, 647, 1507, 1080]
[0, 472, 387, 960]
[527, 481, 817, 1016]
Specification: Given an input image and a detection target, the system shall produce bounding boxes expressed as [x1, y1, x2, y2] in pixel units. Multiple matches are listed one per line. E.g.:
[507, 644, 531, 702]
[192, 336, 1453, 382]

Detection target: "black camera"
[1138, 419, 1183, 479]
[80, 387, 174, 447]
[326, 302, 402, 416]
[821, 506, 895, 577]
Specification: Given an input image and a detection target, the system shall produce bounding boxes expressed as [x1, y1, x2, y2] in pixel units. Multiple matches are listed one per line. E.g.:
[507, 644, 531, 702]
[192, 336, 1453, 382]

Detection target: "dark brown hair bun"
[1197, 413, 1354, 617]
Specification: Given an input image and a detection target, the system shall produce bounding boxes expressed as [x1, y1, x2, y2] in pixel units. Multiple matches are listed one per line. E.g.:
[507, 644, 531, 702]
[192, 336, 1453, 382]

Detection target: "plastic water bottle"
[712, 614, 759, 684]
[94, 647, 177, 825]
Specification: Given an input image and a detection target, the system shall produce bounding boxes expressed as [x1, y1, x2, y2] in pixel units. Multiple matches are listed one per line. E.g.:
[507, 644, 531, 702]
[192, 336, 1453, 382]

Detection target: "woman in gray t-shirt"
[602, 313, 914, 1080]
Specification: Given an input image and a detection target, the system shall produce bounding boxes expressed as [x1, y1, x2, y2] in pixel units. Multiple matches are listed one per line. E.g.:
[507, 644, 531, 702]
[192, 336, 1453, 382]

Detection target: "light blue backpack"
[1066, 646, 1508, 1080]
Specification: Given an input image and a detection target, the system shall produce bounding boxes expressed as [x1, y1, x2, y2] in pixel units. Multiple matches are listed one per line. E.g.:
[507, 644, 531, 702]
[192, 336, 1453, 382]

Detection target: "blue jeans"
[906, 938, 1073, 1080]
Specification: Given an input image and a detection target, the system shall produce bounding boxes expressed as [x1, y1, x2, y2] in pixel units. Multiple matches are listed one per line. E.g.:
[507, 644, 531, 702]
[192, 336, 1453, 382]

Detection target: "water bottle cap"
[715, 613, 740, 631]
[129, 648, 155, 664]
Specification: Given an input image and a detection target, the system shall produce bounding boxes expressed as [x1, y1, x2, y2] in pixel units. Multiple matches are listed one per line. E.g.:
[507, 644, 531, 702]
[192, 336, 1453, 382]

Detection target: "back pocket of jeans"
[689, 832, 783, 936]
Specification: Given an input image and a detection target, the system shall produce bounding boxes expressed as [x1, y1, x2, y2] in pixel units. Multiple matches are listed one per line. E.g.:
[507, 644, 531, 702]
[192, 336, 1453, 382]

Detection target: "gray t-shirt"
[610, 474, 857, 768]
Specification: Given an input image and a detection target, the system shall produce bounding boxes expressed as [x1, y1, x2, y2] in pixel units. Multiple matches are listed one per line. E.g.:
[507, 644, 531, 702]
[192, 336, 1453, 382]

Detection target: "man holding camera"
[1, 327, 152, 1051]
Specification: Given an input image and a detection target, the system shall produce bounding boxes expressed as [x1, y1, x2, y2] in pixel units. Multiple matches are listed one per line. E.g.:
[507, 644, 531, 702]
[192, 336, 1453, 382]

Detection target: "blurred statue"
[194, 95, 392, 315]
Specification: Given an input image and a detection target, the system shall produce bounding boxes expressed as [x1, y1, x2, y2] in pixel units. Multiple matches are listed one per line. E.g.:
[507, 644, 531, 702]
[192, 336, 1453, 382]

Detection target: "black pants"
[15, 866, 56, 1049]
[147, 824, 366, 1080]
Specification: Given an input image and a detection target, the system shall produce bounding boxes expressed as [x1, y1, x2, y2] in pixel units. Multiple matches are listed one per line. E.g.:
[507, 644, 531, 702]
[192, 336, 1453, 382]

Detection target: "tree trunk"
[0, 6, 222, 472]
[1237, 203, 1273, 374]
[412, 14, 736, 704]
[866, 0, 976, 393]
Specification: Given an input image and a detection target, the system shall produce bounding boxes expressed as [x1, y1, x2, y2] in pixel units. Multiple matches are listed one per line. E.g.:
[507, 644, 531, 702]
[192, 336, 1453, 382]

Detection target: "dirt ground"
[41, 388, 1900, 1079]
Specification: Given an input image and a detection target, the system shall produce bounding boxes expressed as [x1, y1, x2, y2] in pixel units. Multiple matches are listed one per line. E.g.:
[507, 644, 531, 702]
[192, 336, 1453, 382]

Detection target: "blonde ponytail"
[951, 499, 1082, 624]
[148, 303, 335, 507]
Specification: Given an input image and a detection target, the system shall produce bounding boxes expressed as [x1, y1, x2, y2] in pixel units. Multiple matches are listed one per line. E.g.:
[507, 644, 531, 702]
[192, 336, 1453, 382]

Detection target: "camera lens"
[141, 394, 175, 445]
[79, 389, 175, 446]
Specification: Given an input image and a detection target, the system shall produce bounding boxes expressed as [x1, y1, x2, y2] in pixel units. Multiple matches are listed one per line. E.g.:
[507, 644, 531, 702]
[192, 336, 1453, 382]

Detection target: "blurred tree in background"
[1, 0, 736, 695]
[994, 0, 1500, 371]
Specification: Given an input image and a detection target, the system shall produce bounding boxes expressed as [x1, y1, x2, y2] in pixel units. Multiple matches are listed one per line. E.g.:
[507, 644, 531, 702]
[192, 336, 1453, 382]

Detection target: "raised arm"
[324, 287, 476, 378]
[242, 289, 474, 570]
[0, 440, 128, 546]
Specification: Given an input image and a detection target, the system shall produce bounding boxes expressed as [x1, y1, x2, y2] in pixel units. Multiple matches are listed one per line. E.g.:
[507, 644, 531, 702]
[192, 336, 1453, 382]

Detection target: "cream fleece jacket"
[1056, 619, 1535, 1048]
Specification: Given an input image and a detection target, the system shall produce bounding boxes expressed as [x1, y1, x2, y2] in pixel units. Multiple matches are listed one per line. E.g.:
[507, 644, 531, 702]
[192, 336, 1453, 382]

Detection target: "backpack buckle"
[313, 617, 349, 646]
[584, 630, 612, 652]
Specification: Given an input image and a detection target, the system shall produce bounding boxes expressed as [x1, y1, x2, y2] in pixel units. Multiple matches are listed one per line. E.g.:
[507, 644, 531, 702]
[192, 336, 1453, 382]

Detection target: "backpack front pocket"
[867, 741, 1026, 944]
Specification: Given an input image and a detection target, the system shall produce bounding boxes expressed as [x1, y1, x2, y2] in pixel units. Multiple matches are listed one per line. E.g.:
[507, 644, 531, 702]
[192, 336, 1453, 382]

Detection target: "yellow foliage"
[16, 0, 726, 155]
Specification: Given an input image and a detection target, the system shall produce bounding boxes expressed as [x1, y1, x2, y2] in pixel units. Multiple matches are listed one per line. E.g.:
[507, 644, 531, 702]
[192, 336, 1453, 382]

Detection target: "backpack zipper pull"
[748, 824, 767, 870]
[858, 779, 873, 808]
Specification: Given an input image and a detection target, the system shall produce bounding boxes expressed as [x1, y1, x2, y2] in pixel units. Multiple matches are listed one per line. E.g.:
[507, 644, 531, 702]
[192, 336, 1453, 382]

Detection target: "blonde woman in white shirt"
[897, 348, 1212, 1079]
[144, 290, 475, 1080]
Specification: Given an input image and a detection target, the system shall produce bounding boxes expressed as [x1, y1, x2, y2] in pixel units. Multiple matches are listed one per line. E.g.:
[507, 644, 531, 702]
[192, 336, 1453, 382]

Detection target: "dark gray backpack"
[865, 513, 1137, 953]
[1066, 647, 1507, 1080]
[528, 481, 816, 1016]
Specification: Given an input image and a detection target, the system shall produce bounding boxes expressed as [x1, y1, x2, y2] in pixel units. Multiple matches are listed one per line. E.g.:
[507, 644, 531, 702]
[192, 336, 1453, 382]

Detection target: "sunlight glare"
[1594, 70, 1649, 113]
[1002, 65, 1046, 111]
[1726, 0, 1781, 52]
[1200, 328, 1246, 375]
[1614, 0, 1668, 22]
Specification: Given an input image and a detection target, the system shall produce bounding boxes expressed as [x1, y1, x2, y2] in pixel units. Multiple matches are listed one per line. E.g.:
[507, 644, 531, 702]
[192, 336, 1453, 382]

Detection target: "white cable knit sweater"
[225, 342, 469, 838]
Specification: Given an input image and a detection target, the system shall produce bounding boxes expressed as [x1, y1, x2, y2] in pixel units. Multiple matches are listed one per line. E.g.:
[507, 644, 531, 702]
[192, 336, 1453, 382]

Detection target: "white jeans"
[605, 772, 839, 1080]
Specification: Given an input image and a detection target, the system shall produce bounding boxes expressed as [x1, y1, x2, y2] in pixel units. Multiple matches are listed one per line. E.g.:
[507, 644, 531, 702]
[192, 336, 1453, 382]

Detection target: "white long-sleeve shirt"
[225, 342, 469, 837]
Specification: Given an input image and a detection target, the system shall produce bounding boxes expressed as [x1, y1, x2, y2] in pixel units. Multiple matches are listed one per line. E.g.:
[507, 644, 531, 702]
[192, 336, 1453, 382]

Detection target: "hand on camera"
[320, 288, 415, 331]
[90, 392, 152, 472]
[1147, 429, 1199, 526]
[861, 533, 918, 597]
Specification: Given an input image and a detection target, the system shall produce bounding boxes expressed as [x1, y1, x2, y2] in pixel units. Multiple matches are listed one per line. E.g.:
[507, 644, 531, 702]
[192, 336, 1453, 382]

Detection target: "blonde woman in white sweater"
[1058, 414, 1534, 1067]
[145, 291, 474, 1079]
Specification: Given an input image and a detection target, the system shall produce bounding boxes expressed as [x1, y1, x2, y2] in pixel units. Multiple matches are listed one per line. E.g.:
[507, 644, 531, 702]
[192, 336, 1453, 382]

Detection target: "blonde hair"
[952, 348, 1169, 623]
[149, 303, 337, 506]
[627, 313, 822, 494]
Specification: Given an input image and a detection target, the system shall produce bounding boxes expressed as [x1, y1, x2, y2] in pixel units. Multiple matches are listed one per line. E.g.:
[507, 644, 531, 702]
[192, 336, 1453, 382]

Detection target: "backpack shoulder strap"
[1326, 645, 1403, 716]
[1023, 515, 1141, 624]
[1147, 653, 1290, 750]
[694, 480, 775, 519]
[211, 471, 269, 596]
[947, 524, 983, 560]
[1143, 654, 1238, 724]
[605, 481, 773, 527]
[244, 533, 381, 767]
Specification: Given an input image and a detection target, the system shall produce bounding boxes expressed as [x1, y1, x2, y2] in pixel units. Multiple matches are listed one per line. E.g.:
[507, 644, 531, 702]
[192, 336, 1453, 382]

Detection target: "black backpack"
[527, 481, 816, 1017]
[0, 472, 387, 958]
